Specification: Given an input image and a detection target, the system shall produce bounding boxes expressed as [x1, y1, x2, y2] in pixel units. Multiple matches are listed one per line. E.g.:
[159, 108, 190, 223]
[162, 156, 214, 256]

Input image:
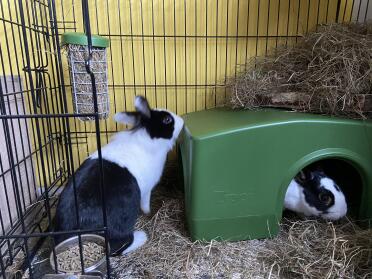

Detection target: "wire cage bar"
[0, 0, 109, 277]
[0, 0, 371, 278]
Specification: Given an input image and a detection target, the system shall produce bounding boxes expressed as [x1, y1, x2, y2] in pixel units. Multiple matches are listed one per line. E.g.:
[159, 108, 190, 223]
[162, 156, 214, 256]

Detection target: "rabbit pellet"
[56, 242, 104, 272]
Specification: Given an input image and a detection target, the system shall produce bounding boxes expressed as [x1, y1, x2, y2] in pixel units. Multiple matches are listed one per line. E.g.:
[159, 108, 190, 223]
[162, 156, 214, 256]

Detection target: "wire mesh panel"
[0, 0, 371, 278]
[53, 0, 370, 161]
[0, 0, 109, 278]
[0, 0, 67, 276]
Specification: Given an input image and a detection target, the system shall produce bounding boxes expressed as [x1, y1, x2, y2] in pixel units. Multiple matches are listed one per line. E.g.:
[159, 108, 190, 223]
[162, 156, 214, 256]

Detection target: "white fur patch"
[90, 129, 169, 212]
[284, 180, 302, 212]
[284, 180, 320, 217]
[284, 177, 348, 220]
[319, 178, 347, 220]
[114, 112, 138, 126]
[90, 109, 184, 214]
[122, 230, 148, 254]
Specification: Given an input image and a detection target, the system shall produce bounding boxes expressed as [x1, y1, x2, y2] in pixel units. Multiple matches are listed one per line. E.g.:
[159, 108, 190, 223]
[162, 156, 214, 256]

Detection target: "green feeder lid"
[61, 32, 109, 48]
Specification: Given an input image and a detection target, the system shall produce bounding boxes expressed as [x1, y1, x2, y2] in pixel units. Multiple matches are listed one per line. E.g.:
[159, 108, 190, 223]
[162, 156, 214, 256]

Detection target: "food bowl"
[50, 234, 109, 276]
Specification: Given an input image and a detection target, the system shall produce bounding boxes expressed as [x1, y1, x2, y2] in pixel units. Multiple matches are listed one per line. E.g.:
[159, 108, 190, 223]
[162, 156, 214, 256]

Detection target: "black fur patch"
[299, 171, 335, 212]
[140, 110, 175, 139]
[54, 158, 140, 255]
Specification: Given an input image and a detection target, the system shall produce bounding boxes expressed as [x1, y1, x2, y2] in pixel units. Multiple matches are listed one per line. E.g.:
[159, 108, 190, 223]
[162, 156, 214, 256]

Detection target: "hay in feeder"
[56, 241, 105, 272]
[66, 44, 109, 120]
[110, 162, 372, 279]
[226, 22, 372, 119]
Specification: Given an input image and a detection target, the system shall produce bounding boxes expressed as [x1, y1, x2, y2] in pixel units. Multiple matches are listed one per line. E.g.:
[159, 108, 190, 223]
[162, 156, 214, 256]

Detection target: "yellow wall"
[54, 0, 353, 168]
[1, 0, 354, 173]
[58, 0, 350, 117]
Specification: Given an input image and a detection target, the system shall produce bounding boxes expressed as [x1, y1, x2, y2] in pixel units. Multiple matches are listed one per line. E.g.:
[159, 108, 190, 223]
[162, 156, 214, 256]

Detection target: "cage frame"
[0, 0, 371, 278]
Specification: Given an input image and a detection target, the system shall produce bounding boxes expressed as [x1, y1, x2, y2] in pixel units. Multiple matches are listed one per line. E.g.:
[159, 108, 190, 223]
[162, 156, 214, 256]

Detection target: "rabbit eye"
[162, 115, 173, 125]
[318, 193, 333, 206]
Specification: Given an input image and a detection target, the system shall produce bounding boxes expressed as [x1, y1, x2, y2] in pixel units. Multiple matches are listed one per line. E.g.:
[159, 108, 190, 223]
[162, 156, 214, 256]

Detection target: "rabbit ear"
[135, 96, 151, 118]
[299, 170, 307, 180]
[313, 165, 326, 175]
[296, 169, 314, 184]
[114, 112, 140, 126]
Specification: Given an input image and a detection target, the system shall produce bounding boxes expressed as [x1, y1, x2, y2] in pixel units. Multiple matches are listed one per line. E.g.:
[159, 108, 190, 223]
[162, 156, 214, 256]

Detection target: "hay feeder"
[61, 32, 110, 121]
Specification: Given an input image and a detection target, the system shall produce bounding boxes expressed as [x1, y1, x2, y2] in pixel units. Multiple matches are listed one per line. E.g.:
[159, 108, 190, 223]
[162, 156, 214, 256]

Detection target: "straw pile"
[66, 44, 109, 120]
[258, 217, 372, 279]
[227, 23, 372, 119]
[110, 162, 372, 279]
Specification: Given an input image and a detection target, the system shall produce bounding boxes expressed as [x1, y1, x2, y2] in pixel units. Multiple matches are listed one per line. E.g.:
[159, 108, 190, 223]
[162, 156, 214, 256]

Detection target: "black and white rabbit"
[284, 168, 347, 220]
[54, 96, 184, 255]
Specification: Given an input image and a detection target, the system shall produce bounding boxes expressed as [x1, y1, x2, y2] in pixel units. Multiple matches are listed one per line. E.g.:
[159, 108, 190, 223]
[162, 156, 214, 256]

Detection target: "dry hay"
[110, 163, 372, 279]
[65, 44, 109, 120]
[226, 22, 372, 119]
[258, 218, 372, 279]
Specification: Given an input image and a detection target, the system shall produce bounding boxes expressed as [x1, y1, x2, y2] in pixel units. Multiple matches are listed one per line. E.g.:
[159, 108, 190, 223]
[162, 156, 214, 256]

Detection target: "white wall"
[352, 0, 372, 22]
[0, 76, 37, 234]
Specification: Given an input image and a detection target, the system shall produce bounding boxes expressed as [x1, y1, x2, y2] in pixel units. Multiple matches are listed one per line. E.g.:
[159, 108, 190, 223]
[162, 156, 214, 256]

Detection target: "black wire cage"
[0, 0, 371, 278]
[0, 0, 110, 277]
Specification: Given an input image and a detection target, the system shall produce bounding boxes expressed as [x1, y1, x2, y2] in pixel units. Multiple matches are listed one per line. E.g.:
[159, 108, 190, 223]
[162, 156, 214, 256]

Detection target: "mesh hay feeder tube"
[61, 32, 110, 121]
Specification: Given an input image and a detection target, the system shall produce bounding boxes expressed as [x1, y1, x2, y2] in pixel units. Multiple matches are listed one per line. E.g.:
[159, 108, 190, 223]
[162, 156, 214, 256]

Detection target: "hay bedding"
[110, 163, 372, 279]
[227, 23, 372, 119]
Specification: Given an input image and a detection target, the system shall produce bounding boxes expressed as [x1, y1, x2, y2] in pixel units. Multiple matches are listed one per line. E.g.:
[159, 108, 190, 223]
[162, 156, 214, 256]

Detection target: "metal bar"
[129, 0, 137, 97]
[255, 0, 260, 58]
[0, 17, 48, 35]
[275, 0, 281, 48]
[0, 1, 33, 214]
[194, 0, 197, 110]
[0, 228, 107, 240]
[265, 0, 270, 53]
[224, 0, 230, 99]
[108, 84, 226, 88]
[214, 0, 219, 105]
[140, 0, 148, 100]
[233, 0, 240, 87]
[326, 0, 331, 23]
[81, 0, 110, 277]
[0, 113, 100, 119]
[244, 0, 250, 69]
[163, 0, 168, 108]
[40, 1, 65, 183]
[202, 0, 207, 109]
[349, 0, 356, 22]
[93, 33, 302, 39]
[152, 0, 158, 108]
[174, 0, 178, 111]
[0, 137, 55, 180]
[285, 0, 291, 46]
[364, 0, 370, 22]
[49, 0, 82, 272]
[295, 0, 301, 42]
